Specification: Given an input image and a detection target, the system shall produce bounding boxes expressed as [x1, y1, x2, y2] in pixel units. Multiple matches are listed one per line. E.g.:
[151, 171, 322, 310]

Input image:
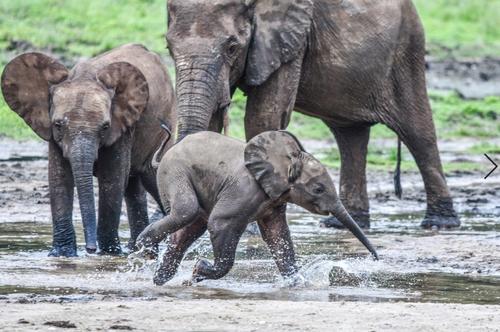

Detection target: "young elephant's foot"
[320, 212, 370, 229]
[48, 243, 77, 257]
[153, 249, 183, 286]
[191, 259, 231, 282]
[191, 259, 214, 282]
[421, 198, 460, 229]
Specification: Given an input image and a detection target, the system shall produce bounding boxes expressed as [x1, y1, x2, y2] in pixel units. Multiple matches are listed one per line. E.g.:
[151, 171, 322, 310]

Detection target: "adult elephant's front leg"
[243, 55, 304, 140]
[48, 141, 76, 257]
[96, 139, 131, 254]
[321, 125, 371, 229]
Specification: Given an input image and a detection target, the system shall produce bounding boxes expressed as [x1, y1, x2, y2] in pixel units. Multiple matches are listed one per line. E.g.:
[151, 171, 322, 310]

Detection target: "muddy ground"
[0, 136, 499, 331]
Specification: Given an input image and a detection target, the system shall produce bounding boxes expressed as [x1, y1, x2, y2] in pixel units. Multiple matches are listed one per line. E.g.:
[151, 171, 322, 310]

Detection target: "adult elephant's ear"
[245, 0, 313, 86]
[245, 131, 306, 199]
[97, 62, 149, 146]
[1, 53, 68, 140]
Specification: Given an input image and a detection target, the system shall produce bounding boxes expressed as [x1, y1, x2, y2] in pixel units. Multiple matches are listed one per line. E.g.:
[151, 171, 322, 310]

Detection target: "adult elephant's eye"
[102, 122, 110, 130]
[227, 43, 238, 57]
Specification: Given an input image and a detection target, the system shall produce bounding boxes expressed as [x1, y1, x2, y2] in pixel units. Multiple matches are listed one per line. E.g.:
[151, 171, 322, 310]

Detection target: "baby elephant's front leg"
[192, 220, 247, 282]
[258, 206, 298, 279]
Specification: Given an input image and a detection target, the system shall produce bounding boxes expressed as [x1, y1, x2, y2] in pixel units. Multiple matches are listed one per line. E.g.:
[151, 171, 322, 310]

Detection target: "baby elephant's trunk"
[331, 203, 379, 260]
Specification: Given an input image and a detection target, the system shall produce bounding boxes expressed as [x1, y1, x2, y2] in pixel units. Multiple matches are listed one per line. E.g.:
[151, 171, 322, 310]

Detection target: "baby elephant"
[137, 131, 378, 285]
[1, 44, 175, 256]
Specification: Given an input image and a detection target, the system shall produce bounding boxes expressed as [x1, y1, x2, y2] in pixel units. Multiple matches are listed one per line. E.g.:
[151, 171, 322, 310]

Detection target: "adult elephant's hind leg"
[388, 108, 459, 228]
[321, 124, 371, 229]
[386, 51, 458, 228]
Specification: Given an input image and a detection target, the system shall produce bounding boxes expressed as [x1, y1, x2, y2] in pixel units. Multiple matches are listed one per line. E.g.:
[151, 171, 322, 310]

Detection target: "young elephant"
[1, 44, 175, 256]
[137, 131, 378, 285]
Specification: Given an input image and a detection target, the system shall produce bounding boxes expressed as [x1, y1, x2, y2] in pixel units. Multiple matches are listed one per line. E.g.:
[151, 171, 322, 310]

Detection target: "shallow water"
[1, 206, 498, 305]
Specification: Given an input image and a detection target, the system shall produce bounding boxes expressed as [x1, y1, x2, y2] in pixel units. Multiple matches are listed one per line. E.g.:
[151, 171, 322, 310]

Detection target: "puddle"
[0, 207, 498, 305]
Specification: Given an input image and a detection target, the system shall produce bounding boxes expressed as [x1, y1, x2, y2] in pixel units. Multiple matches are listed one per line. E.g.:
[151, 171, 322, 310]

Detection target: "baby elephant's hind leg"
[136, 187, 200, 252]
[192, 217, 247, 282]
[154, 216, 208, 285]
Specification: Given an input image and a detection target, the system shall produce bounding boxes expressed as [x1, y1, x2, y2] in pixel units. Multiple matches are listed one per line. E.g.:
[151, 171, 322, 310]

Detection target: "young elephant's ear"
[245, 131, 306, 199]
[245, 0, 313, 86]
[97, 62, 149, 146]
[1, 53, 68, 140]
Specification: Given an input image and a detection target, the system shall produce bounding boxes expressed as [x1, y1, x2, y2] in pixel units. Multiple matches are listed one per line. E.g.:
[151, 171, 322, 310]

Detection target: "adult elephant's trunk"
[69, 136, 98, 254]
[175, 59, 223, 141]
[330, 202, 379, 260]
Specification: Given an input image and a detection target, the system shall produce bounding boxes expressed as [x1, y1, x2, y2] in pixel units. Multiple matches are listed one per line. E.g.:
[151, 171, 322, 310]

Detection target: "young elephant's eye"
[102, 122, 110, 130]
[313, 184, 325, 195]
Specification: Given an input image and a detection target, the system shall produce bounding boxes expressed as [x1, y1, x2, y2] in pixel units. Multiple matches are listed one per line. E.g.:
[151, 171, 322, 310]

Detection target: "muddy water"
[0, 138, 499, 306]
[0, 207, 499, 305]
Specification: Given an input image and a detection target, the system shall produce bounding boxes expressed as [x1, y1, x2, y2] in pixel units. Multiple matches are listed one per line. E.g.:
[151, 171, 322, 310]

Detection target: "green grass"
[414, 0, 500, 57]
[0, 0, 167, 57]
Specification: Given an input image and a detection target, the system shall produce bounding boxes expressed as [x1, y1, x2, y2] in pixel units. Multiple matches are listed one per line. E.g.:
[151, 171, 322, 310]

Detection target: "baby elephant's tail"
[152, 119, 173, 169]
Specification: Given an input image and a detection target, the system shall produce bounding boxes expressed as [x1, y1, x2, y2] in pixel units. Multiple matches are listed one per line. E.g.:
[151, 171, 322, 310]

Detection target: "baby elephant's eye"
[102, 122, 110, 130]
[313, 184, 325, 195]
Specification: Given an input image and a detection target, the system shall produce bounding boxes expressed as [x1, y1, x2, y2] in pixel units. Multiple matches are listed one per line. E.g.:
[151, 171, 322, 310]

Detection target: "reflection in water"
[0, 210, 499, 305]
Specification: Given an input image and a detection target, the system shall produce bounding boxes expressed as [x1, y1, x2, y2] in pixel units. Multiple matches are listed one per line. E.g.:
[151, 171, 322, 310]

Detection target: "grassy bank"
[0, 0, 499, 171]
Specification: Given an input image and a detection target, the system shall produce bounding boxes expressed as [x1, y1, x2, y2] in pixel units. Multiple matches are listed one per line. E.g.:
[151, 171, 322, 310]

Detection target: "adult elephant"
[166, 0, 459, 229]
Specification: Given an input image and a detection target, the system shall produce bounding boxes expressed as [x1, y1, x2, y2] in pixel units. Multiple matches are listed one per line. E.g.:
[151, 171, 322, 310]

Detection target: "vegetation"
[0, 0, 498, 171]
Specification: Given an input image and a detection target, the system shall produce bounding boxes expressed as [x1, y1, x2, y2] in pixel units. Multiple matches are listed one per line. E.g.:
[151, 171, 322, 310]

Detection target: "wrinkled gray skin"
[166, 0, 459, 230]
[1, 44, 175, 256]
[137, 131, 378, 285]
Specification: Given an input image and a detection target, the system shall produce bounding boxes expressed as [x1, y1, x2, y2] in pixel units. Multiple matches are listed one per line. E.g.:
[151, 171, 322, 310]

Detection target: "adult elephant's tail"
[394, 138, 403, 199]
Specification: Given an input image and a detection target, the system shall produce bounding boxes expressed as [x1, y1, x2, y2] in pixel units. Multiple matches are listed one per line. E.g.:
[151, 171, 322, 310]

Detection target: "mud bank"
[1, 299, 499, 331]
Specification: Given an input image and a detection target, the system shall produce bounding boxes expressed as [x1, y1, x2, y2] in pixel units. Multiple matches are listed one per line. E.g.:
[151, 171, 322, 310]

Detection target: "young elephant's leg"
[136, 184, 200, 250]
[192, 216, 247, 282]
[48, 141, 76, 257]
[321, 124, 371, 229]
[257, 205, 298, 278]
[96, 143, 131, 255]
[154, 216, 208, 285]
[125, 176, 149, 250]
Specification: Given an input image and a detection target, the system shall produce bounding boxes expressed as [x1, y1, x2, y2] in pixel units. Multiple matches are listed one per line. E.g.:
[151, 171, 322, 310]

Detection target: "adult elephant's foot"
[421, 198, 460, 229]
[320, 212, 370, 229]
[98, 240, 123, 256]
[48, 244, 77, 257]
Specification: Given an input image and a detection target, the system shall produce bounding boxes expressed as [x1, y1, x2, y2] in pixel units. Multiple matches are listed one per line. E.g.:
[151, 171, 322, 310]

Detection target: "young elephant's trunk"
[330, 202, 379, 259]
[69, 136, 98, 253]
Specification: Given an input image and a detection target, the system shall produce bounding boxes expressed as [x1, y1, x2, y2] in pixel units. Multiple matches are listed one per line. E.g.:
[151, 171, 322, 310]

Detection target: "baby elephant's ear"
[1, 53, 68, 140]
[97, 62, 149, 146]
[244, 131, 305, 200]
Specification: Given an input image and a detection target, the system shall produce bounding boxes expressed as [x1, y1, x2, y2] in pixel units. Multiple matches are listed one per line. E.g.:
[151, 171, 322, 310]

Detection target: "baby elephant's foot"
[134, 237, 159, 260]
[192, 259, 214, 283]
[153, 251, 182, 286]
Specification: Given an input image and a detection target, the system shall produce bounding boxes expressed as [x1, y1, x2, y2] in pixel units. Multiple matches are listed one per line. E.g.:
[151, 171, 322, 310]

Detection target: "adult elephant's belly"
[295, 0, 403, 127]
[295, 59, 390, 128]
